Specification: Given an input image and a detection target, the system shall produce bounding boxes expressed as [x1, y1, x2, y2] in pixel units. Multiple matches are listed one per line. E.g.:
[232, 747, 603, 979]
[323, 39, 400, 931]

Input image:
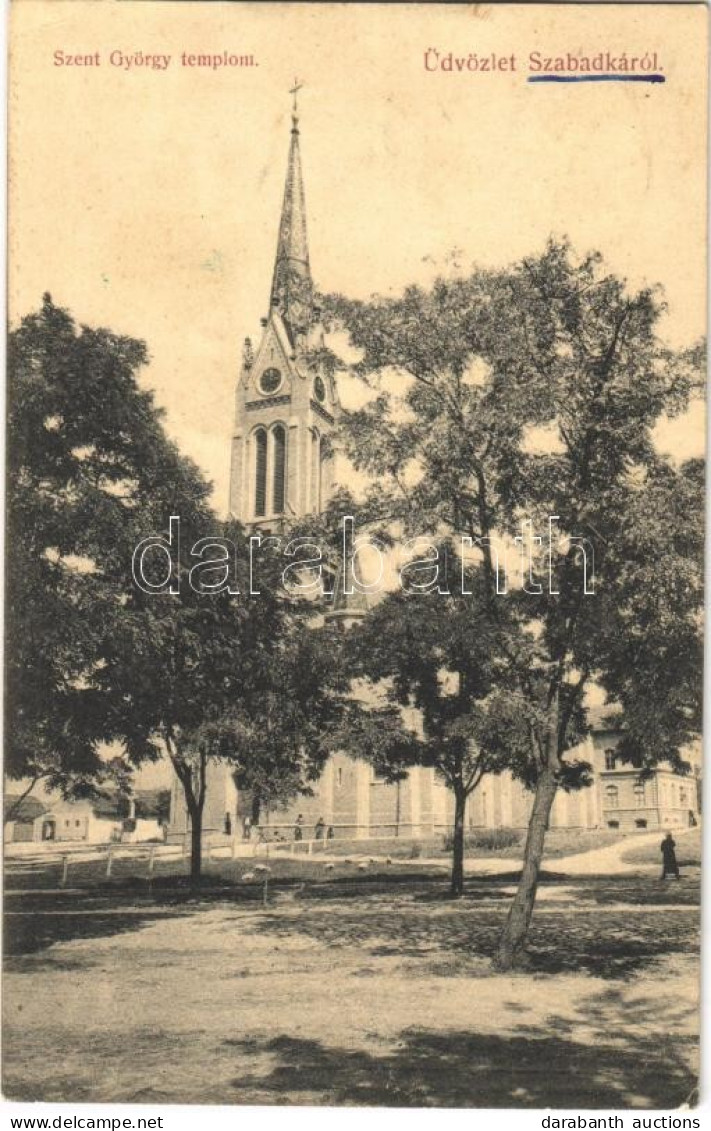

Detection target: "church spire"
[269, 80, 313, 343]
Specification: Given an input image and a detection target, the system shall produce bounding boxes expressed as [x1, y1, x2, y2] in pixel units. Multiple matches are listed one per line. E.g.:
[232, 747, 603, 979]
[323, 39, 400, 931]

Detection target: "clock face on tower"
[313, 375, 326, 403]
[259, 367, 282, 395]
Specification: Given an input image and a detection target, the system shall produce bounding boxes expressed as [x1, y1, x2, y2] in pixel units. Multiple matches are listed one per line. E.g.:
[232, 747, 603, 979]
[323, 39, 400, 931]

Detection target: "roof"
[269, 111, 313, 342]
[587, 704, 624, 733]
[4, 795, 48, 822]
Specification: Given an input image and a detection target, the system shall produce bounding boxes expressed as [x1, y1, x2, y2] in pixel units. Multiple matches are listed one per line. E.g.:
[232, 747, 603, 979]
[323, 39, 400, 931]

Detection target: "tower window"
[254, 428, 268, 517]
[259, 367, 282, 395]
[272, 425, 287, 514]
[604, 749, 617, 771]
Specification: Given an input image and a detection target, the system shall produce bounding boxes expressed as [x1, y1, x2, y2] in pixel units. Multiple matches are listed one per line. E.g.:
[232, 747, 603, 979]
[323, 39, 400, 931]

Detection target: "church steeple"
[269, 81, 313, 343]
[229, 83, 337, 528]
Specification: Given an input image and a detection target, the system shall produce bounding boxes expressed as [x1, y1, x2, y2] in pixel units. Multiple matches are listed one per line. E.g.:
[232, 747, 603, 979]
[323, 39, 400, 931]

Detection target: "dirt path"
[416, 828, 698, 878]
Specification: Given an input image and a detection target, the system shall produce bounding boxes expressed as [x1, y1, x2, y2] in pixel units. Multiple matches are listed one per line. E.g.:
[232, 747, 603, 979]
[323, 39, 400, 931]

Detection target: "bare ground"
[2, 861, 700, 1108]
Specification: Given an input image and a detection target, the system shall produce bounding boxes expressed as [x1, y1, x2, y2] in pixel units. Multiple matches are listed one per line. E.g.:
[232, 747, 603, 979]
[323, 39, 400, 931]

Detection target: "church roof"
[269, 89, 313, 344]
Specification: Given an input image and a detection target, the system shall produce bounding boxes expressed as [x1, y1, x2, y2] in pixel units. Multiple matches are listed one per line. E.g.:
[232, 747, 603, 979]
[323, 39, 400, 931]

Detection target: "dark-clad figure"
[314, 816, 325, 840]
[294, 814, 304, 842]
[661, 832, 680, 880]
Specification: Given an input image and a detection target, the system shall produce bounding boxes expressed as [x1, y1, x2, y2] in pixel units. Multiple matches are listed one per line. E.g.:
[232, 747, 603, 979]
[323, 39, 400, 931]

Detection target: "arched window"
[272, 425, 287, 514]
[311, 428, 322, 512]
[254, 428, 268, 517]
[605, 784, 619, 810]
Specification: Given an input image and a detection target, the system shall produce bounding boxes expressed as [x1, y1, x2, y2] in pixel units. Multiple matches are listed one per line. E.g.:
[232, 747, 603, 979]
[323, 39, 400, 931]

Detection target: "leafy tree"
[322, 240, 704, 967]
[345, 559, 536, 896]
[6, 294, 211, 811]
[101, 520, 351, 883]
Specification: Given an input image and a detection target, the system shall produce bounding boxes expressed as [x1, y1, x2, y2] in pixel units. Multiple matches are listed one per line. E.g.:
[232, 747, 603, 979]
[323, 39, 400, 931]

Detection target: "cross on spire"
[289, 77, 303, 129]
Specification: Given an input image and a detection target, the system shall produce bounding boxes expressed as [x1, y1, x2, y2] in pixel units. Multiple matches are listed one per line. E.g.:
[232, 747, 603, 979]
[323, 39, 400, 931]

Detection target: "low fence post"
[106, 847, 113, 879]
[59, 854, 69, 889]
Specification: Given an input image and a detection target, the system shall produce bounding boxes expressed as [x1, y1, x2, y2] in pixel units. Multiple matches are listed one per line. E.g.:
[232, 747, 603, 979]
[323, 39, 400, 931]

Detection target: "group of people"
[293, 815, 334, 842]
[229, 813, 335, 843]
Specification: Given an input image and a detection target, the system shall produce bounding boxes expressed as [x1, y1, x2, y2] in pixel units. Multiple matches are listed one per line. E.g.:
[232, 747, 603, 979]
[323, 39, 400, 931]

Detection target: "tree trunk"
[189, 803, 203, 886]
[450, 787, 467, 898]
[494, 762, 558, 969]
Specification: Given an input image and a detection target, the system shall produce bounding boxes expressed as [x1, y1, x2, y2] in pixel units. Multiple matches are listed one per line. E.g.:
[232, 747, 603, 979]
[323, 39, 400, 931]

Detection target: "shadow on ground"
[5, 865, 699, 981]
[224, 990, 697, 1107]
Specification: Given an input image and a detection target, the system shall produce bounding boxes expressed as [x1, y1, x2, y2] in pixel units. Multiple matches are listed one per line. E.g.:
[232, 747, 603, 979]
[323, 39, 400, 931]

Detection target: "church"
[167, 95, 699, 848]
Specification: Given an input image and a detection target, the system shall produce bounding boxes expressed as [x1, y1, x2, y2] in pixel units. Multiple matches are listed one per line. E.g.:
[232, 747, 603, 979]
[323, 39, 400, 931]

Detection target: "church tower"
[229, 87, 338, 528]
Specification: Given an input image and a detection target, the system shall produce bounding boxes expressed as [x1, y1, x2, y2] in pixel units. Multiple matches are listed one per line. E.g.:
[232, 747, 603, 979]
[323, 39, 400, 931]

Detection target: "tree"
[102, 520, 352, 884]
[322, 240, 704, 967]
[6, 294, 212, 810]
[345, 559, 543, 896]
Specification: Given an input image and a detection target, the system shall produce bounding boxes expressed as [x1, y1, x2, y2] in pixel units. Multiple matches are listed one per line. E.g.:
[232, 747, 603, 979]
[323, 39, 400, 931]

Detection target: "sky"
[10, 1, 707, 515]
[9, 2, 707, 789]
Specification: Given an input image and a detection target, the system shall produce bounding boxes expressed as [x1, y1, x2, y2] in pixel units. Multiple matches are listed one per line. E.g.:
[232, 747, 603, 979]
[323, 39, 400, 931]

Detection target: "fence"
[4, 823, 457, 887]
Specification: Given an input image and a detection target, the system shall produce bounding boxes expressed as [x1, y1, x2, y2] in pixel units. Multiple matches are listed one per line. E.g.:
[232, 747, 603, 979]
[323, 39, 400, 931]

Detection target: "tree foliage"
[6, 294, 211, 802]
[321, 239, 704, 964]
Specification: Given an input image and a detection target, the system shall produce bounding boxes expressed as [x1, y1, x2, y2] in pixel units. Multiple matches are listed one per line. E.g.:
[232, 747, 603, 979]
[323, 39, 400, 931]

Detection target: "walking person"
[294, 814, 304, 842]
[660, 831, 680, 880]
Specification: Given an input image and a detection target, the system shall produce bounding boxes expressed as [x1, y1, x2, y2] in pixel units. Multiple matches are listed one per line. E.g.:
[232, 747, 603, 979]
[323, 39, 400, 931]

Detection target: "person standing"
[294, 814, 304, 842]
[661, 832, 680, 880]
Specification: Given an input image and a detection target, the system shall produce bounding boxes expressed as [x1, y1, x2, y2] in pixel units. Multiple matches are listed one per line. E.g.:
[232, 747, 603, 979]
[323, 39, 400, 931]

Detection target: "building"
[167, 96, 699, 847]
[227, 88, 338, 529]
[5, 790, 166, 845]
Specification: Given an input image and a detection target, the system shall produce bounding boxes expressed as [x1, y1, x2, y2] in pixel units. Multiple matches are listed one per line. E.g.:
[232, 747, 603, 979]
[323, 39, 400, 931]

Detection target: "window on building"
[605, 784, 619, 809]
[254, 428, 268, 517]
[635, 818, 648, 829]
[634, 783, 646, 808]
[311, 429, 322, 512]
[272, 425, 287, 514]
[607, 819, 620, 829]
[75, 819, 81, 827]
[679, 787, 687, 805]
[604, 749, 617, 771]
[336, 767, 343, 788]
